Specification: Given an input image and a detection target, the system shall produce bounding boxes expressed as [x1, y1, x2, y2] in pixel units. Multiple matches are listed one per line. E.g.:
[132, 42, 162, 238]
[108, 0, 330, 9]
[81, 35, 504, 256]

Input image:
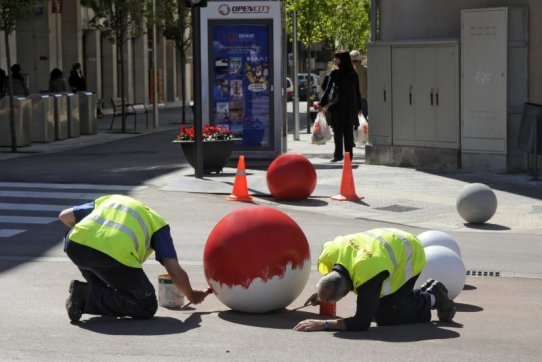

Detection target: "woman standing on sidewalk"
[320, 50, 363, 162]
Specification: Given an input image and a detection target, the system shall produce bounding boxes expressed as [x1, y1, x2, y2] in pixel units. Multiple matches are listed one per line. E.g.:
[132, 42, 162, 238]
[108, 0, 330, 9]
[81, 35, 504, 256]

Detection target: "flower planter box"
[174, 139, 238, 174]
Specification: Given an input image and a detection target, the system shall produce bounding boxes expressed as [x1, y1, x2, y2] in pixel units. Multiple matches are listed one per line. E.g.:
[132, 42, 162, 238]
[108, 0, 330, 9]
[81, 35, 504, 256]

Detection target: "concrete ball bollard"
[415, 245, 466, 299]
[456, 183, 497, 224]
[417, 230, 461, 257]
[266, 153, 317, 200]
[203, 206, 311, 313]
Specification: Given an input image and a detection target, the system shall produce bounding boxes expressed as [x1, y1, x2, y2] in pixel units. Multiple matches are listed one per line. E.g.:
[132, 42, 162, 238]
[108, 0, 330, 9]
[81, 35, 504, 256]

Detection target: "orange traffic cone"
[227, 155, 253, 202]
[331, 152, 364, 201]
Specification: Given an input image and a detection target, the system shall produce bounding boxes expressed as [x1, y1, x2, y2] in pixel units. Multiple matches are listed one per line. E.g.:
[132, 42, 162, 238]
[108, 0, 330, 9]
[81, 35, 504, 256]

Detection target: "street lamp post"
[186, 0, 207, 178]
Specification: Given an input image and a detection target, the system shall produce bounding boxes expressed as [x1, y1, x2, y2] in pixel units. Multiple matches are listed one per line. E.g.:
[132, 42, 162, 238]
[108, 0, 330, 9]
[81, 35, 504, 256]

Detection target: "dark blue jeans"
[65, 240, 158, 319]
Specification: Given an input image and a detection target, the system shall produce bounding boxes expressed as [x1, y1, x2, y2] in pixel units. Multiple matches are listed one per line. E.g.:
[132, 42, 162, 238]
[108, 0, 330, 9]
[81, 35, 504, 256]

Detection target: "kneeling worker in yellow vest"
[59, 194, 210, 322]
[293, 228, 456, 332]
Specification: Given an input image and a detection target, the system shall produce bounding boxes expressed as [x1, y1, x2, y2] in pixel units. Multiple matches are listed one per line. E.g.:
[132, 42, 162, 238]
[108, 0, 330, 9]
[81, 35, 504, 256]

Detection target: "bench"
[110, 98, 148, 130]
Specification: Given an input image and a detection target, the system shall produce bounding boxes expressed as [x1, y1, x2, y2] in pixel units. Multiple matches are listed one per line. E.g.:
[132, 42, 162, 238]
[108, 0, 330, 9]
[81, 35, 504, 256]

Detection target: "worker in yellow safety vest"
[294, 228, 456, 332]
[59, 195, 210, 322]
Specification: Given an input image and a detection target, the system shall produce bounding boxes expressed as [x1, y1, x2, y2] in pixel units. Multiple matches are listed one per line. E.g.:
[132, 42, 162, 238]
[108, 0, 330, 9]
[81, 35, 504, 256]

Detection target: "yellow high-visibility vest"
[69, 195, 168, 268]
[318, 228, 426, 296]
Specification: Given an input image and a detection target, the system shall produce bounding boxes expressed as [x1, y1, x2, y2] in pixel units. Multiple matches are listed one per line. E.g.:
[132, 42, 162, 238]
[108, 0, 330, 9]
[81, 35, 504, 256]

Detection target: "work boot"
[426, 281, 456, 322]
[419, 278, 435, 292]
[66, 280, 87, 322]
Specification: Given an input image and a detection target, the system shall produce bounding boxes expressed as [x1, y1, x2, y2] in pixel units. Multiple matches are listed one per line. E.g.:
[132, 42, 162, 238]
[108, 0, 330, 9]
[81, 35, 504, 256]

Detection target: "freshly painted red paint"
[204, 206, 310, 288]
[266, 154, 317, 200]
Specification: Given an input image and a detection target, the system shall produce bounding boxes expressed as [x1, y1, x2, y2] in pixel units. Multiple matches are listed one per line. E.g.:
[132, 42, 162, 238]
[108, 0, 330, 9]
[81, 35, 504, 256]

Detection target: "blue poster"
[211, 23, 271, 148]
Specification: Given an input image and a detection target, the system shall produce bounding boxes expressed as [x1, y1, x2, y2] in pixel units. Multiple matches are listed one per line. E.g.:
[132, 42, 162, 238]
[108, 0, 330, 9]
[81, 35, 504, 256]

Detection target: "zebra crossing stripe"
[0, 203, 71, 212]
[0, 190, 105, 200]
[0, 182, 146, 191]
[0, 229, 26, 237]
[0, 216, 58, 224]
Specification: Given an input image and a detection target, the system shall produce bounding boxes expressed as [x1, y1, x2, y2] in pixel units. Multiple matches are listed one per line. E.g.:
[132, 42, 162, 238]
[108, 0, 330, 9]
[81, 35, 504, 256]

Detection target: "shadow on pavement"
[455, 303, 483, 312]
[334, 322, 461, 341]
[74, 313, 210, 335]
[266, 198, 329, 207]
[218, 310, 317, 330]
[463, 223, 511, 231]
[422, 169, 542, 200]
[0, 130, 187, 185]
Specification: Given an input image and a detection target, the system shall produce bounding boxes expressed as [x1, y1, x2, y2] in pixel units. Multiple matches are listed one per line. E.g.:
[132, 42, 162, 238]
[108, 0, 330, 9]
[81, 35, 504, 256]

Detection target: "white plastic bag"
[311, 112, 332, 145]
[354, 114, 369, 144]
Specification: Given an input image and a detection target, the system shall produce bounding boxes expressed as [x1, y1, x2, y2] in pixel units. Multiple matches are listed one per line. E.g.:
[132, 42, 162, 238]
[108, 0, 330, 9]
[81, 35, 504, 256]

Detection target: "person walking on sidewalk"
[350, 50, 368, 119]
[59, 194, 210, 322]
[293, 228, 456, 332]
[319, 50, 363, 163]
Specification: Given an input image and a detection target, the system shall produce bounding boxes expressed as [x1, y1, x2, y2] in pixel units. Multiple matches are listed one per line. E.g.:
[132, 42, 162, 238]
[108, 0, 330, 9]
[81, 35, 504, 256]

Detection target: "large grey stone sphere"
[456, 183, 497, 224]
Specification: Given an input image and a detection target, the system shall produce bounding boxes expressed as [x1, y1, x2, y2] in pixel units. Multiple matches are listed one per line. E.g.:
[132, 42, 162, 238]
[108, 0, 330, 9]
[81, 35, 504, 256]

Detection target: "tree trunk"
[118, 42, 126, 133]
[180, 48, 187, 124]
[5, 31, 17, 153]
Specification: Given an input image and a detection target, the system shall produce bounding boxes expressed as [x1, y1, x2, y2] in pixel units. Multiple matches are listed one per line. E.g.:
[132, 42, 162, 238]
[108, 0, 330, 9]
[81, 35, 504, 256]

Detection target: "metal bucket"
[158, 274, 185, 308]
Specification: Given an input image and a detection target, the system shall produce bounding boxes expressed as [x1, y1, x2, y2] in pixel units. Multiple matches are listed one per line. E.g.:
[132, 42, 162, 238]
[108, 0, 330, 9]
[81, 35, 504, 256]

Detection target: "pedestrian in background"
[319, 50, 363, 162]
[294, 228, 456, 332]
[48, 68, 67, 93]
[350, 50, 368, 119]
[68, 62, 87, 92]
[59, 194, 210, 322]
[9, 64, 29, 96]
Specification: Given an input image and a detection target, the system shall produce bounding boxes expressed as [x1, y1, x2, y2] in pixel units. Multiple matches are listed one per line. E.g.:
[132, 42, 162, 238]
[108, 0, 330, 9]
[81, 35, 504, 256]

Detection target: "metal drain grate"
[375, 204, 420, 212]
[466, 270, 501, 277]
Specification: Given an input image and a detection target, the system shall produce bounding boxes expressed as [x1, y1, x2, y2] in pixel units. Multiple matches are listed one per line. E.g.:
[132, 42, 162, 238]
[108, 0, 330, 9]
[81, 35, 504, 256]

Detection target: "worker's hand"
[188, 287, 212, 305]
[293, 319, 325, 332]
[303, 293, 320, 306]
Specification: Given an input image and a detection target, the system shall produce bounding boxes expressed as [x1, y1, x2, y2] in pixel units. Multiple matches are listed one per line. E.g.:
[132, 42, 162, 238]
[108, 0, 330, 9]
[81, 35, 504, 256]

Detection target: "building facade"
[367, 0, 541, 173]
[0, 0, 191, 108]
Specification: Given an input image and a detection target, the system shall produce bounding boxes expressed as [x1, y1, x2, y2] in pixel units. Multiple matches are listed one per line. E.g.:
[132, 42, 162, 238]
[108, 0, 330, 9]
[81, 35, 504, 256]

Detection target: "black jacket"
[320, 68, 362, 128]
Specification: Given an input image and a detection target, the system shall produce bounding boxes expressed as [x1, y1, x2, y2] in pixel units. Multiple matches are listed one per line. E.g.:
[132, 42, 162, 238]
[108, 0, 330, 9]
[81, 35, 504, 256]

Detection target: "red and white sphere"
[203, 206, 311, 313]
[266, 153, 317, 200]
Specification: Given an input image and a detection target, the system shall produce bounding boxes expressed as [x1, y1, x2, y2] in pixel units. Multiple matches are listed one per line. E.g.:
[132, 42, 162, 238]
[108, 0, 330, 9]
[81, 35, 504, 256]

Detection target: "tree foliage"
[283, 0, 371, 55]
[152, 0, 192, 123]
[0, 0, 37, 34]
[81, 0, 147, 133]
[80, 0, 146, 44]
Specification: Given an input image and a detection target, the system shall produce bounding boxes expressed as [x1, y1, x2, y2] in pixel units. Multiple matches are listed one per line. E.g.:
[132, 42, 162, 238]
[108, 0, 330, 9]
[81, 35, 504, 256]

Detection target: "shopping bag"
[311, 112, 331, 145]
[354, 114, 369, 144]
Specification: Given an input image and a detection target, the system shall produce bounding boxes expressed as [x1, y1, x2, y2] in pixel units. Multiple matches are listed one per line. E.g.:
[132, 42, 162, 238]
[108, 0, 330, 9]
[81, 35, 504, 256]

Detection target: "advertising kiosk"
[200, 2, 283, 160]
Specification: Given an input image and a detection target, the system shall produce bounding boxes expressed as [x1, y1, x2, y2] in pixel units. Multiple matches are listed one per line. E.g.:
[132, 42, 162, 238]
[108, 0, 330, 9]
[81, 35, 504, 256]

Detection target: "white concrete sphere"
[203, 207, 311, 313]
[415, 245, 466, 299]
[417, 230, 461, 257]
[456, 183, 497, 224]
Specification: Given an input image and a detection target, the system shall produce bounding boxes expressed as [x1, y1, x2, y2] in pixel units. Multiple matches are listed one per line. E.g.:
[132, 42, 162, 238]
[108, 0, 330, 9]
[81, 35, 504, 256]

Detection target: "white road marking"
[0, 191, 105, 200]
[0, 203, 70, 212]
[0, 182, 146, 191]
[0, 216, 58, 224]
[0, 229, 26, 237]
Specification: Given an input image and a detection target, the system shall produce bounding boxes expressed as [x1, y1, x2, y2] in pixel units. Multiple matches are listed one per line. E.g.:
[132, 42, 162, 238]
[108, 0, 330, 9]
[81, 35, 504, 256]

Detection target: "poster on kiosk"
[201, 2, 283, 160]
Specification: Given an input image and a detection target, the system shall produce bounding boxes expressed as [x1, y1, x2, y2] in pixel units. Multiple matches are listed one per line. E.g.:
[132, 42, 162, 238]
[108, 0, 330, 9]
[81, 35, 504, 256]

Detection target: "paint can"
[319, 302, 336, 316]
[158, 274, 185, 308]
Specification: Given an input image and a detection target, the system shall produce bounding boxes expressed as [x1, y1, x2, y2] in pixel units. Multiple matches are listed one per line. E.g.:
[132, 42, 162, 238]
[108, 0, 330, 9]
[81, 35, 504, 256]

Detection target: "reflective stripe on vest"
[86, 214, 140, 253]
[103, 202, 150, 252]
[362, 230, 397, 295]
[361, 229, 415, 296]
[69, 195, 168, 268]
[384, 228, 414, 281]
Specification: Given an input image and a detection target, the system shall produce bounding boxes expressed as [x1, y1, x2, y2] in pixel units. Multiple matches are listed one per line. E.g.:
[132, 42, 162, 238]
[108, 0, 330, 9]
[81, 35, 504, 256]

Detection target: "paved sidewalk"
[2, 106, 541, 235]
[156, 132, 542, 235]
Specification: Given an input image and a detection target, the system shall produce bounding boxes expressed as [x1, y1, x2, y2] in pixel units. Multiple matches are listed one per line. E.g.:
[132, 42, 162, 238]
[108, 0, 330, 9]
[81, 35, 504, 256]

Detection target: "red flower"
[176, 125, 232, 141]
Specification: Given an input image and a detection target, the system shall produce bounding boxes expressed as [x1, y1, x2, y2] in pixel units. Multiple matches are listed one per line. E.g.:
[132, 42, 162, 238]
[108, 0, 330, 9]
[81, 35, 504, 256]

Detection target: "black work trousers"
[375, 275, 432, 326]
[332, 121, 354, 161]
[65, 240, 158, 319]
